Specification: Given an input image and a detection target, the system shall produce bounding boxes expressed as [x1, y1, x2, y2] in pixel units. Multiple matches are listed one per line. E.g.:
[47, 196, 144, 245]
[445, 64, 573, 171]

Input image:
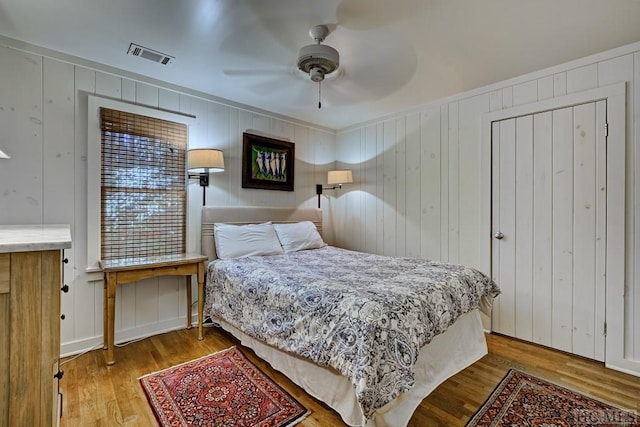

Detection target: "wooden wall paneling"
[294, 125, 311, 207]
[512, 80, 538, 106]
[95, 72, 122, 98]
[135, 82, 159, 107]
[598, 55, 636, 361]
[489, 90, 502, 112]
[359, 128, 367, 252]
[439, 105, 449, 262]
[395, 117, 407, 257]
[121, 79, 136, 102]
[514, 115, 534, 342]
[594, 100, 607, 362]
[178, 94, 192, 115]
[382, 119, 397, 256]
[0, 47, 43, 224]
[340, 129, 361, 250]
[532, 111, 553, 347]
[227, 108, 241, 206]
[553, 72, 567, 96]
[207, 102, 232, 207]
[501, 87, 513, 109]
[236, 111, 255, 206]
[598, 83, 632, 373]
[634, 52, 640, 361]
[572, 101, 598, 360]
[405, 112, 421, 258]
[551, 107, 574, 353]
[135, 277, 160, 328]
[364, 125, 377, 255]
[376, 122, 384, 254]
[158, 89, 180, 112]
[448, 102, 460, 263]
[73, 66, 97, 340]
[538, 75, 554, 100]
[419, 108, 441, 260]
[495, 118, 516, 337]
[566, 64, 598, 94]
[458, 94, 488, 268]
[252, 114, 270, 134]
[43, 58, 76, 344]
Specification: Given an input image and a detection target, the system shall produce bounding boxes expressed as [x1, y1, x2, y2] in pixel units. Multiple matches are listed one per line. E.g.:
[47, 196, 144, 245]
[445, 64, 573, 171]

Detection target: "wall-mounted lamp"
[316, 169, 353, 208]
[188, 148, 225, 206]
[0, 145, 10, 159]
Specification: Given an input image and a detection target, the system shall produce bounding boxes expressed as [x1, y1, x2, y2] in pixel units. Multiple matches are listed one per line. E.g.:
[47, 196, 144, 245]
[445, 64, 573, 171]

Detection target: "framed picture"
[242, 132, 295, 191]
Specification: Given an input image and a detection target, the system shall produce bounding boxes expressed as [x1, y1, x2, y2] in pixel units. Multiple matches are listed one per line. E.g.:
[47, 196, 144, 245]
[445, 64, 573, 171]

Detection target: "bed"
[199, 206, 499, 427]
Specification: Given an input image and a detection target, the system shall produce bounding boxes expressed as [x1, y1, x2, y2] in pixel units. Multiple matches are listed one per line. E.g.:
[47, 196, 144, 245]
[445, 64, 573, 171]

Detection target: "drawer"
[0, 253, 9, 294]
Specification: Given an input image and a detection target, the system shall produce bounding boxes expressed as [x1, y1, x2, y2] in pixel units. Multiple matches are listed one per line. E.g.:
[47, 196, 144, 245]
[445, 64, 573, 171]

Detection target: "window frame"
[87, 95, 196, 272]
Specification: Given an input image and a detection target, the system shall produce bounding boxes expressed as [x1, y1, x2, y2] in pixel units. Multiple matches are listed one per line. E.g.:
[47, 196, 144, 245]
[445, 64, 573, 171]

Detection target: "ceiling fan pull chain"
[318, 81, 322, 109]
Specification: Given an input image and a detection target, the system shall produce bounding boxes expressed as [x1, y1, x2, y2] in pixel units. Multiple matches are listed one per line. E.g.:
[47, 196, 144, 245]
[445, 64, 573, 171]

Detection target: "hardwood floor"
[59, 326, 640, 426]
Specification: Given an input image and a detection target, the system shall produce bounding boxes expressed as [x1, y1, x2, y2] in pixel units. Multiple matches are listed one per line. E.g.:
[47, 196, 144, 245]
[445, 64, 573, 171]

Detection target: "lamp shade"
[0, 145, 10, 159]
[188, 148, 224, 173]
[327, 169, 353, 185]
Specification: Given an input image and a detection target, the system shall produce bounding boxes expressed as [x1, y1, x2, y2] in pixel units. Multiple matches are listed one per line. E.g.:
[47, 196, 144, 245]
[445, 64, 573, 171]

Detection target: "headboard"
[201, 206, 323, 262]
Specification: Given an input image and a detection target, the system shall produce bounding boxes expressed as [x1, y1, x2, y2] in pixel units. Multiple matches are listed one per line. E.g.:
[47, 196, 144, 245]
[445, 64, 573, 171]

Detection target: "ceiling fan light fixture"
[296, 25, 340, 109]
[296, 43, 340, 80]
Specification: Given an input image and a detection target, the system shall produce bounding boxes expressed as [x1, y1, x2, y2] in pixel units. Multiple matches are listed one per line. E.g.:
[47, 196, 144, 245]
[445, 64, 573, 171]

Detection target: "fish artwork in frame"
[241, 132, 295, 191]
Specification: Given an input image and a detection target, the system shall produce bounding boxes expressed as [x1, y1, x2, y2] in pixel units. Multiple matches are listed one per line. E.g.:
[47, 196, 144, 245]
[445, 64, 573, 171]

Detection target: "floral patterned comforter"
[204, 246, 500, 419]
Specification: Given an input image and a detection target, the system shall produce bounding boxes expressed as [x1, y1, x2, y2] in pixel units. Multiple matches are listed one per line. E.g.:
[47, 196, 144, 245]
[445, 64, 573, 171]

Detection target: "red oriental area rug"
[139, 346, 309, 426]
[467, 369, 639, 426]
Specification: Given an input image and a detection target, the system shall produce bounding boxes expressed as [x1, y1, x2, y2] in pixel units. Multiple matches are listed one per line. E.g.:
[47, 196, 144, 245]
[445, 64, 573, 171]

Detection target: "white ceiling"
[2, 0, 640, 130]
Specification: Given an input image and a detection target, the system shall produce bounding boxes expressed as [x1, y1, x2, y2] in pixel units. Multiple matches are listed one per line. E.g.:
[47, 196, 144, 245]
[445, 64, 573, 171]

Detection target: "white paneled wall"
[335, 42, 640, 375]
[0, 43, 335, 356]
[2, 35, 640, 376]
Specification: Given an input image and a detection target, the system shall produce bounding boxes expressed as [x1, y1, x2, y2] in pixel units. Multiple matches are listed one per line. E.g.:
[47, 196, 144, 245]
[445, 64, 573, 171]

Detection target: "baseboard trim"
[60, 314, 199, 358]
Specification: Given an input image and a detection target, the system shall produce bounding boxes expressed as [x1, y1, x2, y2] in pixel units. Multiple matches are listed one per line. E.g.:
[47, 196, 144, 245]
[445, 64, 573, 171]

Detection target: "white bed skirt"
[214, 309, 487, 427]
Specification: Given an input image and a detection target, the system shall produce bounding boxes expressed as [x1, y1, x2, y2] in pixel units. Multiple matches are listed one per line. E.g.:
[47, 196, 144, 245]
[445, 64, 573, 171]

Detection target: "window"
[87, 96, 195, 272]
[100, 108, 187, 260]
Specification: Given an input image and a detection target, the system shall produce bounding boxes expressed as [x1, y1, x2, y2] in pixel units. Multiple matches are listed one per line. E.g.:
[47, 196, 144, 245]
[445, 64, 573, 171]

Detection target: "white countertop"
[0, 224, 72, 253]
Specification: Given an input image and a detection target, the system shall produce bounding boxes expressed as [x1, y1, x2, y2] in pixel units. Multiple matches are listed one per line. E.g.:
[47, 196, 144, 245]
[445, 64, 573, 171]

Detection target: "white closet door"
[491, 100, 606, 361]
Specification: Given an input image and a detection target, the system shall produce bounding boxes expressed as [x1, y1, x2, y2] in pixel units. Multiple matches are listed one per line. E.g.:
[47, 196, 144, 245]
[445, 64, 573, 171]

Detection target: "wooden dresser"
[0, 225, 72, 427]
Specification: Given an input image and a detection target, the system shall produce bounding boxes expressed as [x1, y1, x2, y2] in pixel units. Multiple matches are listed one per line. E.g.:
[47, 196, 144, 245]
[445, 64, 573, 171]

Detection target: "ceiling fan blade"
[223, 67, 293, 77]
[336, 0, 423, 30]
[331, 33, 418, 101]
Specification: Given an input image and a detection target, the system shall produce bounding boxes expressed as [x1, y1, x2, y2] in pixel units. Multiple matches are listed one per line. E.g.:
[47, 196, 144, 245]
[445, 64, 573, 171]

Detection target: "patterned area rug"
[139, 346, 309, 426]
[467, 369, 639, 426]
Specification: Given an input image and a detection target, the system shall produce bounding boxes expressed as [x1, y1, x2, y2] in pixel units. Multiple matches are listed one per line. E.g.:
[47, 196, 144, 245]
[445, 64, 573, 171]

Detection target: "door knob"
[494, 231, 504, 240]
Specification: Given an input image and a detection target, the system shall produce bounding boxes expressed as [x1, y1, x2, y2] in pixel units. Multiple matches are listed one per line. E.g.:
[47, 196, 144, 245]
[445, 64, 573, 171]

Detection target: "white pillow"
[213, 222, 284, 259]
[273, 221, 326, 253]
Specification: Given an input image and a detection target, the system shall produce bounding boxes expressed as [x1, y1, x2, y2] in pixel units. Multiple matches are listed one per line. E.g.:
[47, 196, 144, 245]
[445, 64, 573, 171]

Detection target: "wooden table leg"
[106, 272, 117, 365]
[197, 261, 204, 340]
[186, 274, 192, 329]
[103, 274, 108, 350]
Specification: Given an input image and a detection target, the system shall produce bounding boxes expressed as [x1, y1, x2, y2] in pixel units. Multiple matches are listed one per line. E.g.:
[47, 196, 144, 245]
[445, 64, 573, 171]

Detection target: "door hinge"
[603, 322, 607, 337]
[604, 122, 609, 138]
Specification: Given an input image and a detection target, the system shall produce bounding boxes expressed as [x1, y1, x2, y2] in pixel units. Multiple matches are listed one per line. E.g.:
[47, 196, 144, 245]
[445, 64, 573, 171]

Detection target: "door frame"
[480, 82, 630, 373]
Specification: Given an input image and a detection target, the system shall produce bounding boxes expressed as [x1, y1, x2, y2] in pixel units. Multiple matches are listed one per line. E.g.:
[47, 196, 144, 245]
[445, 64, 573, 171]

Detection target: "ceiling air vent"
[127, 43, 174, 65]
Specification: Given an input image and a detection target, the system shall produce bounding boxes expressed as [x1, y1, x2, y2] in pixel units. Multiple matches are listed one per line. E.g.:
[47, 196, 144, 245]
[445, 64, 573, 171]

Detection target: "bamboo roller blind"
[100, 108, 187, 260]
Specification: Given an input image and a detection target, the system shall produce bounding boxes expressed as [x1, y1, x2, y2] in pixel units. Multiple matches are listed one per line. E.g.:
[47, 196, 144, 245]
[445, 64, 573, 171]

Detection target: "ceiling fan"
[296, 24, 340, 108]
